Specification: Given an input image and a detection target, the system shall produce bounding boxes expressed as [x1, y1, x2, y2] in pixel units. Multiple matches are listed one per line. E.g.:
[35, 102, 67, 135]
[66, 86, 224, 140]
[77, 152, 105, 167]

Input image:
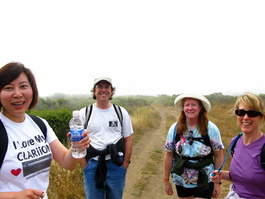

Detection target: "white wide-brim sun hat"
[174, 93, 211, 113]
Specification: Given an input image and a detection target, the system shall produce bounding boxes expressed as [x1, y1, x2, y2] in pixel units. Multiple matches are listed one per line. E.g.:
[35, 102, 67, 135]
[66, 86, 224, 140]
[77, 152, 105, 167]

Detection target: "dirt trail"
[123, 105, 229, 199]
[123, 106, 177, 199]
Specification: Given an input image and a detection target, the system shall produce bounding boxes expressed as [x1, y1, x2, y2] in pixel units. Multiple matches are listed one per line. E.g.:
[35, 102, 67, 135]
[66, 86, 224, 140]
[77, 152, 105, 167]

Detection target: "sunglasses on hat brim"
[235, 109, 261, 117]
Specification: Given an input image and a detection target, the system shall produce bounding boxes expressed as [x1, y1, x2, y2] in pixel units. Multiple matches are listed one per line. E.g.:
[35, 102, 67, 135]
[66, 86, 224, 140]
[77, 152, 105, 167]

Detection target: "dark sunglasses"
[188, 131, 193, 145]
[235, 109, 261, 118]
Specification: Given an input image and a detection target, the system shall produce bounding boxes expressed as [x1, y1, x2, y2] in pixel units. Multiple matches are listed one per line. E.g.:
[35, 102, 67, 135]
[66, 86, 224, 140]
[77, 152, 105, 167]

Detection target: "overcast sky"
[1, 0, 264, 97]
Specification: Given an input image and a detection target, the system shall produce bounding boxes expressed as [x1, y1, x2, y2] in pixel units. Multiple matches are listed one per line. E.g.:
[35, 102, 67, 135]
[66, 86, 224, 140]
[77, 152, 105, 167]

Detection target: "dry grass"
[47, 106, 160, 198]
[47, 103, 263, 198]
[47, 161, 85, 199]
[130, 106, 161, 144]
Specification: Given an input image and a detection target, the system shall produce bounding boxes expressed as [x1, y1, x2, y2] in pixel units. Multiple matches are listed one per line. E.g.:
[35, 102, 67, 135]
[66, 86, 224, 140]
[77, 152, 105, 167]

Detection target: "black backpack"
[0, 115, 47, 169]
[173, 123, 213, 160]
[84, 104, 123, 129]
[231, 133, 265, 170]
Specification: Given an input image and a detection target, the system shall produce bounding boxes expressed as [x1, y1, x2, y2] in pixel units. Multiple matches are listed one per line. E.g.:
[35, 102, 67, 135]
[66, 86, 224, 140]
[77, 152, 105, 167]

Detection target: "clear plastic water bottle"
[69, 110, 87, 158]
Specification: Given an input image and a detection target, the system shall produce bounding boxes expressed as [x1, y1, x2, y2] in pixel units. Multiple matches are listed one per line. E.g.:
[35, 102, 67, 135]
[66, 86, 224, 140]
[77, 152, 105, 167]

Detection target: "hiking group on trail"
[0, 61, 265, 199]
[164, 92, 265, 199]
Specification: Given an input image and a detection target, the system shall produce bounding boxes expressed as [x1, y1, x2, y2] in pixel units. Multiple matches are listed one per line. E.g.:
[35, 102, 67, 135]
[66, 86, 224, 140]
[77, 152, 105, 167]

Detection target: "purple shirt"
[230, 134, 265, 199]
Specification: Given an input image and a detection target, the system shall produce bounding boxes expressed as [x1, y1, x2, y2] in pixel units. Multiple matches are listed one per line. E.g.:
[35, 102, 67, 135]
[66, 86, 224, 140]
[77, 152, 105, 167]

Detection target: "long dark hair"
[0, 62, 39, 110]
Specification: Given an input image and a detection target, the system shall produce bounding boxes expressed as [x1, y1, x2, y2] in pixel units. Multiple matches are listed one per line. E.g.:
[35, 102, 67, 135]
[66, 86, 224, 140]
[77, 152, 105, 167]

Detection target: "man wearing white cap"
[163, 94, 224, 199]
[79, 77, 134, 199]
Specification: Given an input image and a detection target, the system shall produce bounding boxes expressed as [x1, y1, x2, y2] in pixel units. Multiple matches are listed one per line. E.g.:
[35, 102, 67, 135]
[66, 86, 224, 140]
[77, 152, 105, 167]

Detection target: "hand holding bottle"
[69, 110, 87, 158]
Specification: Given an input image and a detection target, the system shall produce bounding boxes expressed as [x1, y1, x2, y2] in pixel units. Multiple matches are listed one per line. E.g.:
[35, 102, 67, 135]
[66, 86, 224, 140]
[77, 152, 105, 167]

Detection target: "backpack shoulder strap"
[230, 132, 243, 156]
[230, 133, 265, 170]
[113, 104, 123, 127]
[261, 143, 265, 170]
[84, 104, 93, 129]
[0, 115, 47, 169]
[174, 126, 211, 146]
[174, 125, 180, 143]
[84, 104, 123, 129]
[173, 123, 180, 151]
[29, 115, 47, 139]
[199, 133, 212, 147]
[0, 120, 8, 169]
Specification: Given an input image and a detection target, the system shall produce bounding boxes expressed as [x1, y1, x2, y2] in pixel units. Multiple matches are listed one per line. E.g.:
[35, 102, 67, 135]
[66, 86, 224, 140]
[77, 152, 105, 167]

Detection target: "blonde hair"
[232, 92, 265, 122]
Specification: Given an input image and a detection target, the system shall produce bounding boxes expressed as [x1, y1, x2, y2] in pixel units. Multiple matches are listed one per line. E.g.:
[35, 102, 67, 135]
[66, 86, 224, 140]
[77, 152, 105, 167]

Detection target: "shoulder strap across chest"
[231, 132, 265, 170]
[174, 123, 211, 147]
[261, 143, 265, 170]
[84, 104, 123, 129]
[0, 115, 47, 169]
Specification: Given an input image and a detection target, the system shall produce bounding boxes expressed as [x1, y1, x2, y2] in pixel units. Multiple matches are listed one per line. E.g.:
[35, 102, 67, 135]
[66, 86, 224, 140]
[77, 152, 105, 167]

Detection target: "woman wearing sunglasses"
[211, 92, 265, 199]
[164, 94, 224, 199]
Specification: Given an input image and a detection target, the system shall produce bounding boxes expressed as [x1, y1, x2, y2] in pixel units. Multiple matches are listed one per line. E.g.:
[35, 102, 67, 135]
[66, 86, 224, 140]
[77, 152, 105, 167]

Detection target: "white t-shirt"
[80, 104, 134, 159]
[0, 113, 57, 198]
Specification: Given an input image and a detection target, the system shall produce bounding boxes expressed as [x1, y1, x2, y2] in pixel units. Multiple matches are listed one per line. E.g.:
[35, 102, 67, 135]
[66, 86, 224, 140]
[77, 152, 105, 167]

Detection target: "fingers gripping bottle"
[69, 110, 87, 158]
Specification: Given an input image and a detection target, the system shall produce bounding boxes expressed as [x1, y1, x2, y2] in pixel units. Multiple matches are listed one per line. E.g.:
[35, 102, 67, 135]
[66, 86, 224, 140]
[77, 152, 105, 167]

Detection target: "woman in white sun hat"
[163, 94, 224, 199]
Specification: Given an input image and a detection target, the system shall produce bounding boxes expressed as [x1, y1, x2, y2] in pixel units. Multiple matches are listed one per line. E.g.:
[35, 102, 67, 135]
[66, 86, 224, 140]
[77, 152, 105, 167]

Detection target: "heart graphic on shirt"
[11, 168, 21, 176]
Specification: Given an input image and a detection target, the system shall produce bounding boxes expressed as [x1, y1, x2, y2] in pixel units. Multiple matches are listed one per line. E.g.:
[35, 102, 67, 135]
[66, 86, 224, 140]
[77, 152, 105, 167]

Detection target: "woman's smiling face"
[0, 73, 33, 122]
[237, 103, 262, 134]
[183, 98, 202, 120]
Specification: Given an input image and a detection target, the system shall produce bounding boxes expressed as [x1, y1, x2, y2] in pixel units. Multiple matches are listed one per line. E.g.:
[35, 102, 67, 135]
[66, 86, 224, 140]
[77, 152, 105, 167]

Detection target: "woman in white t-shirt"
[0, 62, 90, 199]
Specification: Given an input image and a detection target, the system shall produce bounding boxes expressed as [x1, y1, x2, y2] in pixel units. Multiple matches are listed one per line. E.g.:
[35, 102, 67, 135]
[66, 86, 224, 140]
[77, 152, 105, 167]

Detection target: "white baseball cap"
[93, 77, 112, 86]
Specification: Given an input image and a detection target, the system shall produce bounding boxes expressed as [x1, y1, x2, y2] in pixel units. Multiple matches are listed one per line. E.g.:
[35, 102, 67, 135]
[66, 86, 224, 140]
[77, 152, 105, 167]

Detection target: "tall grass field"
[47, 106, 159, 198]
[47, 103, 265, 198]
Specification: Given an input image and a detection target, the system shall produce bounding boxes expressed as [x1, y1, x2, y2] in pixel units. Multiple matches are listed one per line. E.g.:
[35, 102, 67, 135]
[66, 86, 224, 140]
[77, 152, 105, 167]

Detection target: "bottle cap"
[72, 110, 80, 117]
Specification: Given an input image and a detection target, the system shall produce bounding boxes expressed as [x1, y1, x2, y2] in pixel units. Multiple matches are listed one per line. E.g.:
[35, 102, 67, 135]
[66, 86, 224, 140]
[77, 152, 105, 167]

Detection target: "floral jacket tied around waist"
[164, 121, 224, 190]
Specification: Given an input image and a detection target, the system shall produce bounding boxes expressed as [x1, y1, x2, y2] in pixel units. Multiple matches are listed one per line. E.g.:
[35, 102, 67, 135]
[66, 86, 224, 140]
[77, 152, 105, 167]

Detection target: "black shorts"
[176, 182, 214, 199]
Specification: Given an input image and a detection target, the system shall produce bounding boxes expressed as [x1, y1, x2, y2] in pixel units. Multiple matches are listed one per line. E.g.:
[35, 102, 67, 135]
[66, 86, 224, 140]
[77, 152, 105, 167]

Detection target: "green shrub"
[29, 108, 72, 143]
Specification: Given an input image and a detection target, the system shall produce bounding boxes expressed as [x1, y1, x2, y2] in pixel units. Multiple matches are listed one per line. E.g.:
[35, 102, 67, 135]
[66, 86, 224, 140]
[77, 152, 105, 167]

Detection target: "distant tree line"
[29, 94, 152, 143]
[30, 92, 265, 143]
